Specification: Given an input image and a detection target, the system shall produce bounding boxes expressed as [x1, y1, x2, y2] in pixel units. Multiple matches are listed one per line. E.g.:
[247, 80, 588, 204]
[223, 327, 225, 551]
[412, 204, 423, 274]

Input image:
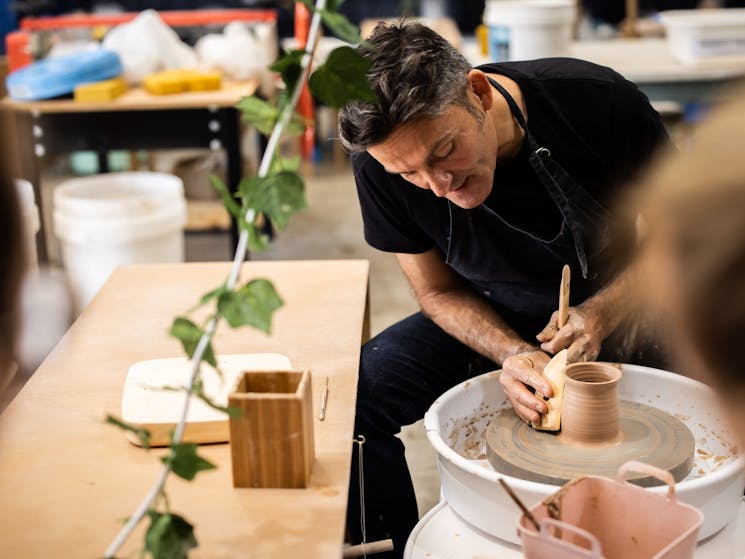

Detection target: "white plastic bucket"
[484, 0, 575, 61]
[15, 179, 40, 273]
[53, 172, 186, 311]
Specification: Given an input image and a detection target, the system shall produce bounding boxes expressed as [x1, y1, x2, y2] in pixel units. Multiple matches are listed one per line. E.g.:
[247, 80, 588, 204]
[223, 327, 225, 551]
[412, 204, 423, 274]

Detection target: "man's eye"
[436, 142, 454, 160]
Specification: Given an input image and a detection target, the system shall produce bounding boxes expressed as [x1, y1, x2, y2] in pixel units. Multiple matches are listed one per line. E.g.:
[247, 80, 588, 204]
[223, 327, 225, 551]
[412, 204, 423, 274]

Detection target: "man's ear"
[467, 69, 494, 111]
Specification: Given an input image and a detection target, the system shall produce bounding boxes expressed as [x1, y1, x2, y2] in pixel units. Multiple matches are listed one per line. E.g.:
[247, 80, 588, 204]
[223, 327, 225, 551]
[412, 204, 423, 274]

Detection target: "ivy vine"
[103, 1, 375, 557]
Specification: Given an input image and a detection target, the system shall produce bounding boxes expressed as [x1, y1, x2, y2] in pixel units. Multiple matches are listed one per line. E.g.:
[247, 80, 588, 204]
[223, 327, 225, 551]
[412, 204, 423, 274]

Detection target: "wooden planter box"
[228, 370, 315, 488]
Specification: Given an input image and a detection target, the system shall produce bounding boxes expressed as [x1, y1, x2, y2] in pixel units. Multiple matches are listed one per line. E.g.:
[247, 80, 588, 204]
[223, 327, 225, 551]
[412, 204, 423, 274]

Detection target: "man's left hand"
[536, 304, 609, 362]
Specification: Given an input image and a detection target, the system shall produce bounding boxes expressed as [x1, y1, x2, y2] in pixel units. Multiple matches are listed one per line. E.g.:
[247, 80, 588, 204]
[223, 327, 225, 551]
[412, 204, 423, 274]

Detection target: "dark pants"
[345, 311, 669, 558]
[345, 313, 497, 558]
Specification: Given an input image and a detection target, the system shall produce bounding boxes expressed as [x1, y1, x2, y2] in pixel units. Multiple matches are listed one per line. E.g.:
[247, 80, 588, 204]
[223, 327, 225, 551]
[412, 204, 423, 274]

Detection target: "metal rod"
[319, 376, 329, 421]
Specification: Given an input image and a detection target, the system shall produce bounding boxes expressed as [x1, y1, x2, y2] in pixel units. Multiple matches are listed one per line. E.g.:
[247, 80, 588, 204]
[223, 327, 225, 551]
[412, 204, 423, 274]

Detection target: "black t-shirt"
[353, 57, 668, 334]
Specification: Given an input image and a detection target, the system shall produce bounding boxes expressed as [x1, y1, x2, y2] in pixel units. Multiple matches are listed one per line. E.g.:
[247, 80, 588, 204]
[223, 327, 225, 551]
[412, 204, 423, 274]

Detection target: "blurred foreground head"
[639, 90, 745, 445]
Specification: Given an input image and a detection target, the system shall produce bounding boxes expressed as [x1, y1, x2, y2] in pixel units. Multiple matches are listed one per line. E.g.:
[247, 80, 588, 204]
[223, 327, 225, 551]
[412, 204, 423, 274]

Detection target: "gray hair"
[338, 20, 478, 153]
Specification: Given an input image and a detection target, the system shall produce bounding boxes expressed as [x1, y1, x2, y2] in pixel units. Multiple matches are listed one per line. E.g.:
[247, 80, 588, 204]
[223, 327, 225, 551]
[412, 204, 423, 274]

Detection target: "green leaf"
[106, 415, 151, 449]
[245, 221, 271, 252]
[168, 317, 217, 368]
[217, 279, 283, 333]
[162, 443, 216, 482]
[192, 386, 243, 418]
[270, 49, 305, 95]
[270, 155, 302, 174]
[208, 175, 242, 221]
[319, 9, 360, 44]
[198, 285, 229, 307]
[145, 511, 197, 559]
[309, 46, 376, 108]
[236, 96, 279, 135]
[240, 171, 306, 231]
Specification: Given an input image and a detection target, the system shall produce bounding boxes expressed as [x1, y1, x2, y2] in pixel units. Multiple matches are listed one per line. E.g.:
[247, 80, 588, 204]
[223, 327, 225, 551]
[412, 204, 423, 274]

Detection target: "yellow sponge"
[180, 70, 222, 91]
[74, 77, 128, 102]
[143, 71, 185, 95]
[143, 70, 222, 95]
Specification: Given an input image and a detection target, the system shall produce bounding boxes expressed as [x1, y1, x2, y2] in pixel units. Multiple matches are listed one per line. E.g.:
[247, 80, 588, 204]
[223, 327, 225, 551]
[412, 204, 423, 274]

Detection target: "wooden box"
[228, 370, 315, 488]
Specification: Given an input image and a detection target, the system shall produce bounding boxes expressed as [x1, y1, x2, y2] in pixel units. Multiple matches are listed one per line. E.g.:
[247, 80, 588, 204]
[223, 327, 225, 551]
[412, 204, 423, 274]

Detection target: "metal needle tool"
[558, 264, 571, 328]
[319, 376, 329, 421]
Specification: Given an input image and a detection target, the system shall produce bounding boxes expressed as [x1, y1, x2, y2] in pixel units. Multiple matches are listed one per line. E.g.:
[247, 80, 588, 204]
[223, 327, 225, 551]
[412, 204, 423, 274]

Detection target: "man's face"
[367, 103, 498, 209]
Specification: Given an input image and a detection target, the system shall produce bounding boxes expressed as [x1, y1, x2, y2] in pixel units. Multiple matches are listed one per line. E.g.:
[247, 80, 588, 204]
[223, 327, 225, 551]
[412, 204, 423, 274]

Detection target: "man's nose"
[426, 169, 453, 197]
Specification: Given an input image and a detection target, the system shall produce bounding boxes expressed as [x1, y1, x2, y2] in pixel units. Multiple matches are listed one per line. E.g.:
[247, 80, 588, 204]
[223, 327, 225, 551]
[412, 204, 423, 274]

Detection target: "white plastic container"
[660, 9, 745, 66]
[53, 172, 186, 311]
[15, 179, 40, 273]
[484, 0, 575, 62]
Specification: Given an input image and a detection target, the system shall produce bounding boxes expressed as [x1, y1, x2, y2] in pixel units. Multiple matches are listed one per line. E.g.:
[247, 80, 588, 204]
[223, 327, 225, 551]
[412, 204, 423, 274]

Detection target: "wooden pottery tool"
[558, 264, 570, 328]
[499, 478, 540, 531]
[228, 369, 315, 488]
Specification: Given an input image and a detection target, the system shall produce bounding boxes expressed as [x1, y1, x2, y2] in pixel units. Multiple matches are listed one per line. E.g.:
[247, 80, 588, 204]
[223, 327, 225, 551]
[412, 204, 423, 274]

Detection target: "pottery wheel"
[486, 401, 695, 486]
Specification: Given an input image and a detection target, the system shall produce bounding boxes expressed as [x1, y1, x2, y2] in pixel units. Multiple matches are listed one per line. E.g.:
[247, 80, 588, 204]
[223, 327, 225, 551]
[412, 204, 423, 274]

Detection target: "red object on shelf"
[6, 31, 33, 72]
[19, 9, 276, 31]
[294, 3, 315, 161]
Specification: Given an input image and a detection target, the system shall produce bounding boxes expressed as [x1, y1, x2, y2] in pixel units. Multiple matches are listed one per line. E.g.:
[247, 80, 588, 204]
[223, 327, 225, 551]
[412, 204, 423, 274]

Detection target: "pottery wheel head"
[486, 401, 695, 486]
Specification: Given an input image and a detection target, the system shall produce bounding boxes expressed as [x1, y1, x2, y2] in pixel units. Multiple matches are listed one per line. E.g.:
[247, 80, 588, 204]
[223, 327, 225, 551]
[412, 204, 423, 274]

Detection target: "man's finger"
[540, 324, 576, 355]
[509, 361, 553, 398]
[514, 402, 541, 425]
[514, 387, 548, 414]
[536, 313, 559, 342]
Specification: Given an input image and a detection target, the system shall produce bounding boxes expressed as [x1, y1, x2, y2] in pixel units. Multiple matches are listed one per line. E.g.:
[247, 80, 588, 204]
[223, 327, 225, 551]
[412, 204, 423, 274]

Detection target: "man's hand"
[536, 303, 608, 363]
[499, 350, 552, 424]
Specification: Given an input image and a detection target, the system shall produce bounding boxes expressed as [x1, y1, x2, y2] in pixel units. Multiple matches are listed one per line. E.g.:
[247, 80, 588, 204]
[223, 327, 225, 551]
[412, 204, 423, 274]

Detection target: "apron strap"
[485, 74, 591, 277]
[486, 76, 542, 154]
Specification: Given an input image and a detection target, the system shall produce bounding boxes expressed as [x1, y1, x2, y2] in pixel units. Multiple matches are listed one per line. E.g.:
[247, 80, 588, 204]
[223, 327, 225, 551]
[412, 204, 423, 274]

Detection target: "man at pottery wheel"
[338, 21, 670, 556]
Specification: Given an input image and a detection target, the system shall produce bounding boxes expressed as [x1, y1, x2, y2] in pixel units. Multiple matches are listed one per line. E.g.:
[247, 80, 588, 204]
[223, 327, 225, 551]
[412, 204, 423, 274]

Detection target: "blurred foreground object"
[639, 85, 745, 447]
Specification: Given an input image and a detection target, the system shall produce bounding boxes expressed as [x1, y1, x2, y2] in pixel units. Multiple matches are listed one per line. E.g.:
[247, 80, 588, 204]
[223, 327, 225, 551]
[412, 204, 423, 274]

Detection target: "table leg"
[15, 111, 47, 263]
[220, 107, 243, 257]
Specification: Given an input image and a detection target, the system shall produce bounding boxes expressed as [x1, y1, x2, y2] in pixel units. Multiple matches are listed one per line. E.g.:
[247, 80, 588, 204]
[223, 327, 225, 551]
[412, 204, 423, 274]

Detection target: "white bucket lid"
[53, 198, 187, 245]
[53, 172, 185, 219]
[484, 0, 575, 26]
[15, 179, 40, 233]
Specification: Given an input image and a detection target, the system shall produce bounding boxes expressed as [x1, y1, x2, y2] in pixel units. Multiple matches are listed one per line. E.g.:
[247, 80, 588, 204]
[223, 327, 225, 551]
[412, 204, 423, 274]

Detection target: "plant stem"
[103, 2, 327, 557]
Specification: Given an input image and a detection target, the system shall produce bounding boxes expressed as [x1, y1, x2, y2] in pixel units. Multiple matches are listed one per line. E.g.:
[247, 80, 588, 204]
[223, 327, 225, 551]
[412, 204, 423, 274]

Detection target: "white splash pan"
[424, 364, 745, 545]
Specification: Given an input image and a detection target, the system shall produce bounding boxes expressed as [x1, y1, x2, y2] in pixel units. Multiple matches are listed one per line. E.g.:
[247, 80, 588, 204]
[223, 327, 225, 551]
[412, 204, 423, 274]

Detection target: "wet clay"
[486, 362, 695, 486]
[561, 362, 622, 445]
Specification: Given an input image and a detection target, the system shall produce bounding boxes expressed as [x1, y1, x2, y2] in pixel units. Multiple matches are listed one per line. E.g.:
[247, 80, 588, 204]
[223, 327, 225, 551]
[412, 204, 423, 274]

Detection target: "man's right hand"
[499, 350, 553, 424]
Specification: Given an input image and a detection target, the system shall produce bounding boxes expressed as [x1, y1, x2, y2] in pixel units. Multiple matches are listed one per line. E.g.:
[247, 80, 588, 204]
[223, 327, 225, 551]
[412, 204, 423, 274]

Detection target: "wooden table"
[569, 38, 745, 105]
[2, 80, 257, 261]
[0, 260, 370, 558]
[466, 37, 745, 104]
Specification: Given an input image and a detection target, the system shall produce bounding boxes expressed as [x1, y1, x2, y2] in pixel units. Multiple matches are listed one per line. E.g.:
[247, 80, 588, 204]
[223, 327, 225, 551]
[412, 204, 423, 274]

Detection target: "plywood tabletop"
[0, 260, 370, 558]
[2, 79, 257, 113]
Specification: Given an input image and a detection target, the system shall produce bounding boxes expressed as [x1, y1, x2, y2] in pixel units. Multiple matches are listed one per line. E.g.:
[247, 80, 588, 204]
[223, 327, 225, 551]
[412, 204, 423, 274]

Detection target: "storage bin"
[660, 9, 745, 66]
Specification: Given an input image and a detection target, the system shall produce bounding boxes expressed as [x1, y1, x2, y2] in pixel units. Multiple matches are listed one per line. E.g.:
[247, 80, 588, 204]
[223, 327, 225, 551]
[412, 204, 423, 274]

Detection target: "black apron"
[444, 76, 635, 340]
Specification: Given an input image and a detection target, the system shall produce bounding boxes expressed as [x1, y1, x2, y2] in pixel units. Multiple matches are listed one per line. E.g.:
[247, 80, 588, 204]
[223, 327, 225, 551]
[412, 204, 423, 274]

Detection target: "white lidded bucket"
[53, 172, 186, 311]
[484, 0, 575, 61]
[15, 179, 40, 273]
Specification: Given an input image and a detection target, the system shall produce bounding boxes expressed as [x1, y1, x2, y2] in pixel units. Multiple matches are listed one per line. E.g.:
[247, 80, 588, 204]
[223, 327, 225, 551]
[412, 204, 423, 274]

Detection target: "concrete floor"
[24, 155, 442, 521]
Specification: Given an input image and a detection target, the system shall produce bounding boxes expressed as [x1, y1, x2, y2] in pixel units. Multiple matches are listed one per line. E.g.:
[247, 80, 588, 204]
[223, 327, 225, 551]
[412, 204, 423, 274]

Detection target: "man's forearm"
[418, 287, 537, 365]
[580, 263, 638, 340]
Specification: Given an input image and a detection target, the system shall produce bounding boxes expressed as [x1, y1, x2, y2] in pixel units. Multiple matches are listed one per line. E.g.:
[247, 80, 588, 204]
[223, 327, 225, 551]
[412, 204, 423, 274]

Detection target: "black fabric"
[353, 57, 669, 338]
